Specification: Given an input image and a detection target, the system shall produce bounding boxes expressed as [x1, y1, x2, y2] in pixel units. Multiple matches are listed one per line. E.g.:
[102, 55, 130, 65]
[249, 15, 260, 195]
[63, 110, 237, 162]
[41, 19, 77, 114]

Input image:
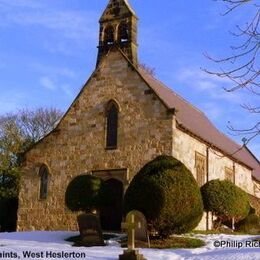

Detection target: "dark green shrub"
[201, 179, 250, 224]
[236, 214, 260, 234]
[65, 175, 104, 213]
[249, 206, 256, 215]
[124, 155, 203, 237]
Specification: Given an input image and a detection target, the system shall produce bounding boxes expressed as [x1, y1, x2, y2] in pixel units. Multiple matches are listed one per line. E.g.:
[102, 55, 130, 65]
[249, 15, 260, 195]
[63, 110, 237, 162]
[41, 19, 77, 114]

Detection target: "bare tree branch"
[139, 63, 156, 76]
[17, 108, 62, 142]
[204, 0, 259, 144]
[0, 108, 63, 171]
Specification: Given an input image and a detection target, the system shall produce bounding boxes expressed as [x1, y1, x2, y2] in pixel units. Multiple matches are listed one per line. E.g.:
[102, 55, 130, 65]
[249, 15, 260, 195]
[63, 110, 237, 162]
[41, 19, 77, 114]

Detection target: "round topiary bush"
[236, 213, 260, 234]
[65, 175, 104, 213]
[124, 155, 204, 237]
[201, 179, 250, 224]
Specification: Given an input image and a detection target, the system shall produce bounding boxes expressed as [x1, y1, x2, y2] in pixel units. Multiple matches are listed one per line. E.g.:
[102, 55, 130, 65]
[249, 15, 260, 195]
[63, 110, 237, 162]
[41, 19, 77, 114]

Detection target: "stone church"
[18, 0, 260, 231]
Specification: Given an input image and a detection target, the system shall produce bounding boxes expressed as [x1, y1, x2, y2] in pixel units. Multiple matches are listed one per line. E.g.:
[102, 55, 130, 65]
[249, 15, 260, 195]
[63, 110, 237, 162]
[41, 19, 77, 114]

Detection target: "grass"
[66, 233, 204, 249]
[121, 236, 205, 249]
[192, 230, 248, 235]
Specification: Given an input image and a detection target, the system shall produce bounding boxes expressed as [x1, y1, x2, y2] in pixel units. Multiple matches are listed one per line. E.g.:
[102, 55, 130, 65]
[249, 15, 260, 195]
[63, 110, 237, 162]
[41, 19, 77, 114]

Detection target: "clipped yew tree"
[201, 179, 250, 224]
[236, 213, 260, 235]
[124, 155, 204, 237]
[65, 175, 104, 213]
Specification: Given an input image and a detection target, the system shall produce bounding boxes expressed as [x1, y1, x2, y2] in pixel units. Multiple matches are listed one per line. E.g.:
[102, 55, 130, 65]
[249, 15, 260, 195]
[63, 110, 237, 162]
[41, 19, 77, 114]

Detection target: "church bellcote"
[96, 0, 138, 67]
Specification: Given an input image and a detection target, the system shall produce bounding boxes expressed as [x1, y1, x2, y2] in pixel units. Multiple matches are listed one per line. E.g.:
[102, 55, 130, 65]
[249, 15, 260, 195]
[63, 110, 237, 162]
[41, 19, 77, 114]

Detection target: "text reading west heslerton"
[22, 251, 87, 259]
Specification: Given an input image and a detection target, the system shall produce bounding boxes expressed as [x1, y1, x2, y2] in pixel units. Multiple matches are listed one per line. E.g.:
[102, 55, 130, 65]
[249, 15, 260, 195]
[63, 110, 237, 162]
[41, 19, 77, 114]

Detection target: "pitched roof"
[137, 67, 260, 181]
[99, 0, 137, 22]
[25, 48, 259, 181]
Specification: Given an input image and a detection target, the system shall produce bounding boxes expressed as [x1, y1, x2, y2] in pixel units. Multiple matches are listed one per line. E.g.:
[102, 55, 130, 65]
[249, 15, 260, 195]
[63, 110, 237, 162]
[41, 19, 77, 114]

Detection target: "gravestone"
[130, 210, 148, 243]
[119, 210, 147, 260]
[77, 213, 104, 247]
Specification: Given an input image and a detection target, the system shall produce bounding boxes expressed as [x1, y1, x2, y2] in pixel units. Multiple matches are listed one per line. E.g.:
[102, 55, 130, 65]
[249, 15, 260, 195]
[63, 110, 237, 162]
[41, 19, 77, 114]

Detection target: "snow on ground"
[0, 231, 259, 260]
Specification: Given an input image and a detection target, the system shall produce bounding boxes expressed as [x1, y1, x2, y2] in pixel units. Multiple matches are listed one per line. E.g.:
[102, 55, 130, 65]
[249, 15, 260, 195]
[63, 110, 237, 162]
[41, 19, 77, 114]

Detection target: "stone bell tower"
[96, 0, 138, 67]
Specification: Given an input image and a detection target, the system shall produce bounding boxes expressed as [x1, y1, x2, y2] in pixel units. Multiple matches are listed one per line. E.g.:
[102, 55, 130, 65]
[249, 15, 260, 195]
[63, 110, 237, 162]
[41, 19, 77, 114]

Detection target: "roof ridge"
[139, 68, 245, 150]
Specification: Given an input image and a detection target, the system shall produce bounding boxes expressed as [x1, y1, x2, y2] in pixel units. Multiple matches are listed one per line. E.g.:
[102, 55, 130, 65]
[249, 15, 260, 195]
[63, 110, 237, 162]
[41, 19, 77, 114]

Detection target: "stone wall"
[172, 126, 256, 230]
[253, 180, 260, 199]
[17, 50, 174, 231]
[172, 126, 255, 194]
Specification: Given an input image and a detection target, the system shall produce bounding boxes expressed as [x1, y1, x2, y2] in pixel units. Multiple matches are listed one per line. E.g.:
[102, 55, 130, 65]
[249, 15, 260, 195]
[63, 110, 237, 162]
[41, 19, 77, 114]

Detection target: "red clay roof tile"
[138, 68, 260, 181]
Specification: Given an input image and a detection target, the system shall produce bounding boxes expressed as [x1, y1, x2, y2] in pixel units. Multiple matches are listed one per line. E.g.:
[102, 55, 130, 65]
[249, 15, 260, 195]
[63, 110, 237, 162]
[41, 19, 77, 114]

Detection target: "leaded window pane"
[195, 152, 206, 187]
[39, 165, 49, 200]
[106, 103, 118, 148]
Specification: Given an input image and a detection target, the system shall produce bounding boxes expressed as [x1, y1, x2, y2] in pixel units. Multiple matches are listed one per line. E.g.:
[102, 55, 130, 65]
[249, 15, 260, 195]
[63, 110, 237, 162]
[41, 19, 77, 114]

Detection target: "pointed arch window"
[104, 26, 115, 45]
[106, 101, 119, 149]
[195, 152, 206, 187]
[39, 164, 49, 200]
[225, 167, 234, 182]
[118, 22, 129, 43]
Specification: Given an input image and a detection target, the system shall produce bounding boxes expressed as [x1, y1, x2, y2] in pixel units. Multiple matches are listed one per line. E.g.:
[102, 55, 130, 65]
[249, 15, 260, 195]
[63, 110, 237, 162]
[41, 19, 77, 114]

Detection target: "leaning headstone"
[77, 213, 104, 247]
[119, 210, 147, 260]
[130, 210, 148, 243]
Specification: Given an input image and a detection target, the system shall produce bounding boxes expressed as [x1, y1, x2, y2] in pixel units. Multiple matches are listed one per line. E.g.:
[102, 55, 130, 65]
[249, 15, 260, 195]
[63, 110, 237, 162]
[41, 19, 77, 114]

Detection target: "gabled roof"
[137, 66, 260, 181]
[99, 0, 137, 22]
[122, 0, 136, 16]
[25, 48, 260, 181]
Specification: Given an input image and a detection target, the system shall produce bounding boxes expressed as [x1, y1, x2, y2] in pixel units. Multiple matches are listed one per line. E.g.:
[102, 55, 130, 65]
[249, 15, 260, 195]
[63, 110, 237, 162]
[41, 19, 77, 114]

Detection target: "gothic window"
[195, 152, 206, 187]
[106, 101, 119, 149]
[225, 167, 234, 182]
[104, 26, 115, 45]
[39, 164, 49, 200]
[118, 22, 129, 43]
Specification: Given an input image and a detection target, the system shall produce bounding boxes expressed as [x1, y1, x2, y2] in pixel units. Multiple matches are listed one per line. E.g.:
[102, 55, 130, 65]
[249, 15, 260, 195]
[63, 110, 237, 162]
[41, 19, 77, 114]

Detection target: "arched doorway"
[100, 178, 123, 231]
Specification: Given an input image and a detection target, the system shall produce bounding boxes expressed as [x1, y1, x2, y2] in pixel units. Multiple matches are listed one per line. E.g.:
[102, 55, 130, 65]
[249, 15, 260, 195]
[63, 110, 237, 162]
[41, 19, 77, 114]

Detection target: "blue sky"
[0, 0, 259, 157]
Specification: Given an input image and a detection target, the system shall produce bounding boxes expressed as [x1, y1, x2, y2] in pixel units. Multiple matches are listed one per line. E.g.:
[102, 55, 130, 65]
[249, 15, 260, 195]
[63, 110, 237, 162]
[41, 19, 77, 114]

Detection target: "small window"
[106, 101, 119, 149]
[225, 167, 234, 182]
[39, 165, 49, 200]
[195, 152, 206, 187]
[118, 22, 129, 43]
[104, 26, 115, 45]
